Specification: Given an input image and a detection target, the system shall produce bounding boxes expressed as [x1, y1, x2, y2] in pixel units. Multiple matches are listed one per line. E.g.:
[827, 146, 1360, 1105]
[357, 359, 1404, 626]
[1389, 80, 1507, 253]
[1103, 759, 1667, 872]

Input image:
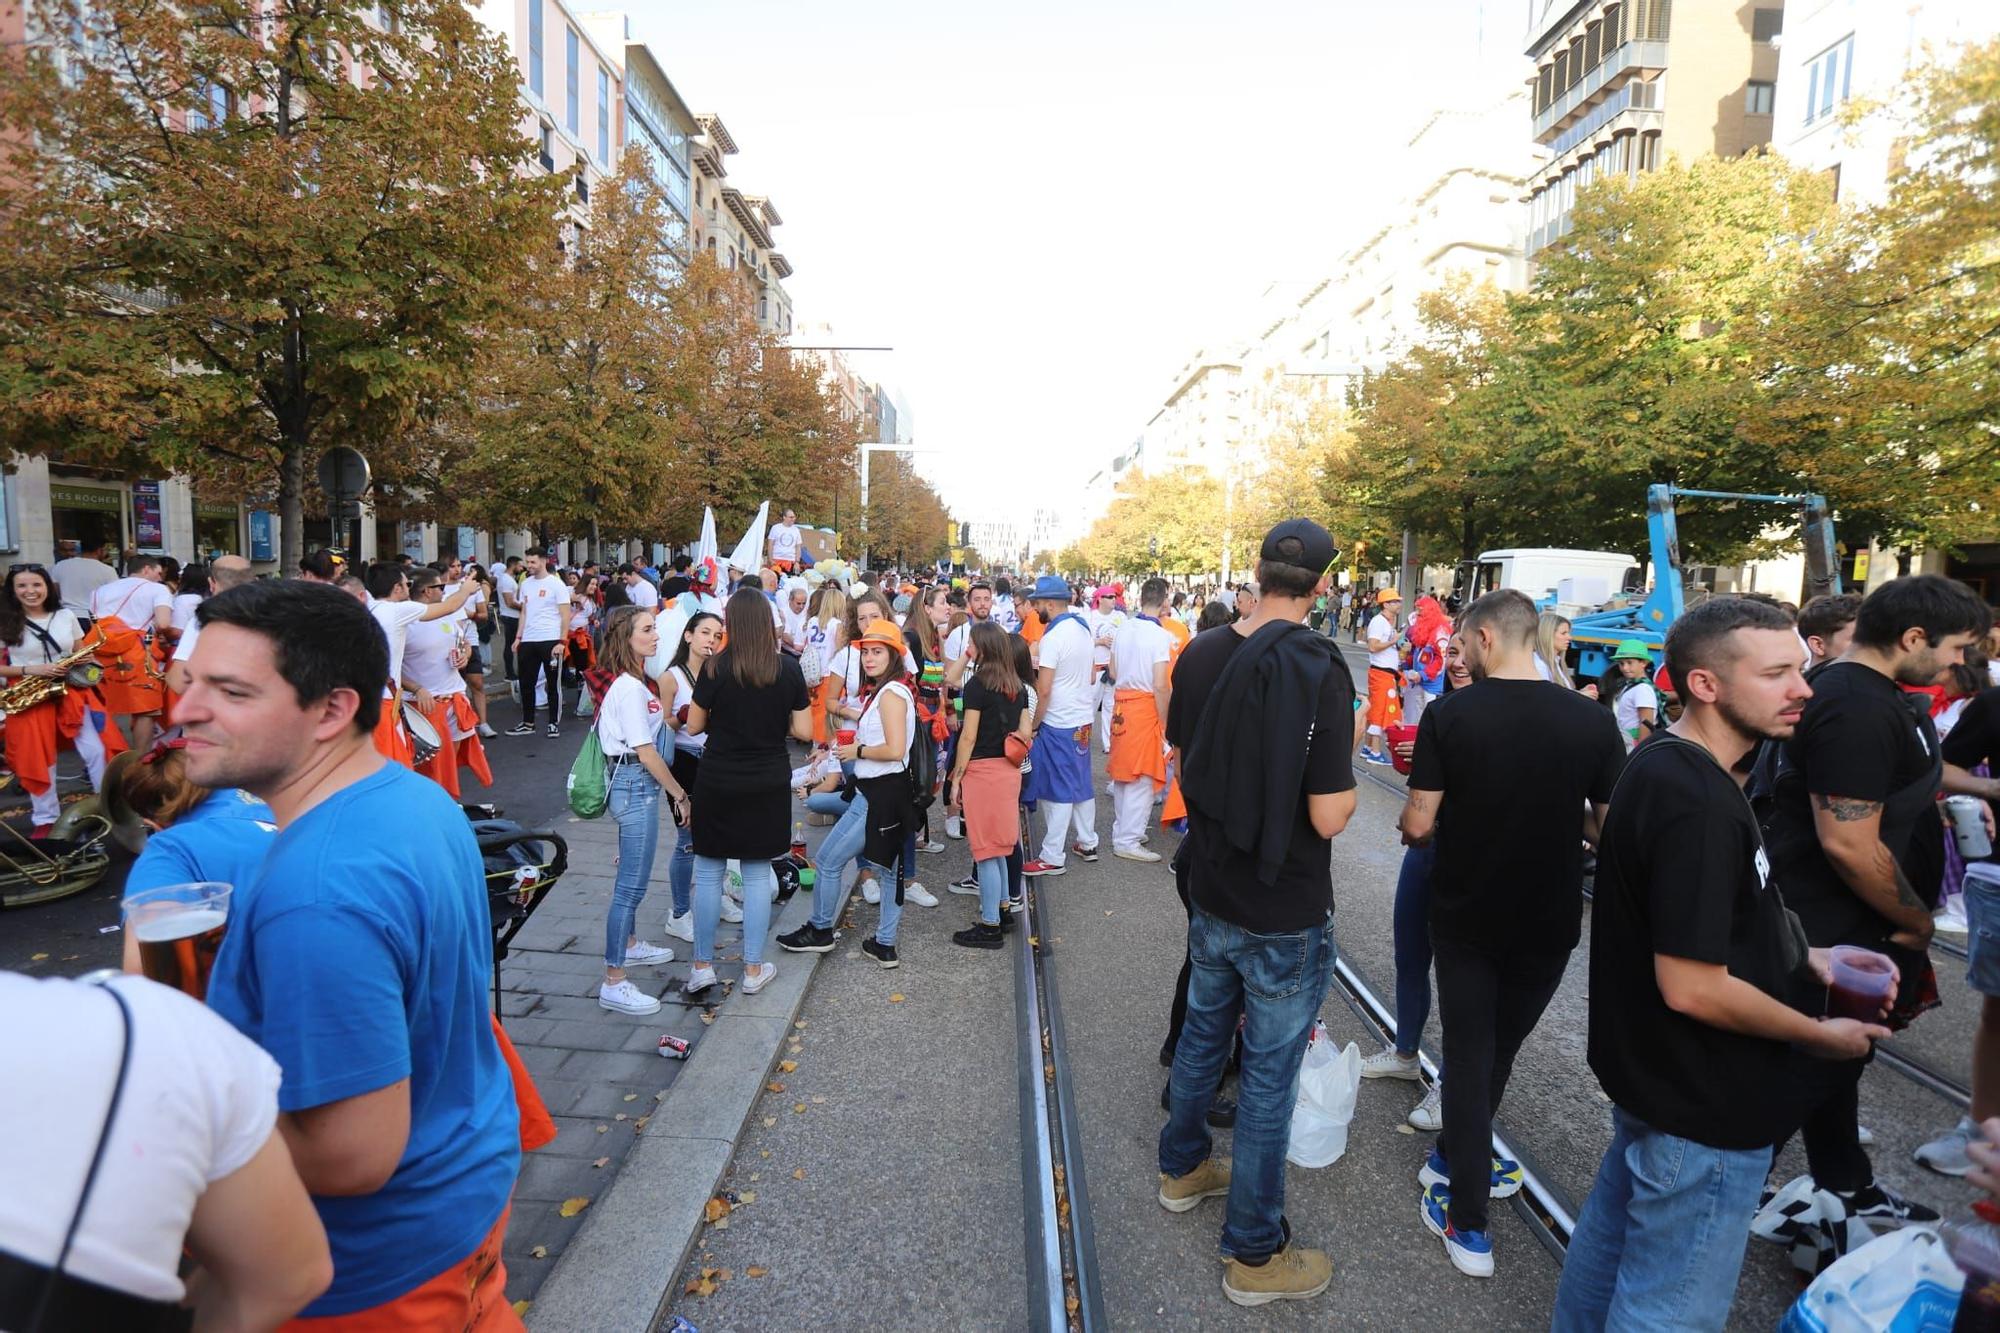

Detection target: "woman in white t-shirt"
[592, 606, 692, 1017]
[0, 563, 118, 833]
[169, 562, 208, 632]
[836, 622, 918, 968]
[658, 611, 723, 945]
[0, 971, 331, 1327]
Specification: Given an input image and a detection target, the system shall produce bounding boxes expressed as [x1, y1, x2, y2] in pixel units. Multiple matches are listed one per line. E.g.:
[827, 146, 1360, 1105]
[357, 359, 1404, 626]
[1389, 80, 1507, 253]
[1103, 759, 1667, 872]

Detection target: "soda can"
[1945, 795, 1994, 860]
[658, 1034, 692, 1061]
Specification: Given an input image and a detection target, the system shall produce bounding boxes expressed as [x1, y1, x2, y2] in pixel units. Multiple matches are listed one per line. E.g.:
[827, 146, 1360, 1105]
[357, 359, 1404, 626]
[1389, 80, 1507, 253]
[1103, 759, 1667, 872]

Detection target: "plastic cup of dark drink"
[125, 881, 232, 1002]
[835, 728, 856, 748]
[1386, 723, 1419, 775]
[1825, 945, 1896, 1023]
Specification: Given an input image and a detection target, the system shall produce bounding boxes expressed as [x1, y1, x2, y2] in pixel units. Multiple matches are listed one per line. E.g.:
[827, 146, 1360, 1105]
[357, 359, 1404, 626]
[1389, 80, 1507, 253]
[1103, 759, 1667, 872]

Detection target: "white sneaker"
[1935, 903, 1970, 936]
[622, 940, 675, 966]
[919, 837, 946, 856]
[477, 722, 498, 739]
[742, 961, 778, 994]
[599, 979, 662, 1015]
[1113, 846, 1162, 863]
[1409, 1082, 1443, 1132]
[662, 911, 695, 943]
[905, 881, 938, 907]
[1915, 1117, 1978, 1177]
[1361, 1045, 1423, 1082]
[862, 877, 881, 905]
[685, 964, 718, 997]
[719, 895, 745, 924]
[945, 814, 964, 839]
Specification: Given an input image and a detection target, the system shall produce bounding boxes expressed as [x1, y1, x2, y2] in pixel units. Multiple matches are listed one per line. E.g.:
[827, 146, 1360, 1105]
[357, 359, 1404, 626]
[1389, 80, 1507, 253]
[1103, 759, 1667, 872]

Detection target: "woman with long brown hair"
[684, 588, 813, 997]
[0, 562, 124, 834]
[947, 621, 1033, 950]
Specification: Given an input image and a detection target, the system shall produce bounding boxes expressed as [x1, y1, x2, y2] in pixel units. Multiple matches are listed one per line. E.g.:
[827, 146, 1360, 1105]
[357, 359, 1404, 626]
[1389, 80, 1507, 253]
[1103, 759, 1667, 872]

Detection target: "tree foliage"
[862, 452, 950, 566]
[0, 0, 563, 571]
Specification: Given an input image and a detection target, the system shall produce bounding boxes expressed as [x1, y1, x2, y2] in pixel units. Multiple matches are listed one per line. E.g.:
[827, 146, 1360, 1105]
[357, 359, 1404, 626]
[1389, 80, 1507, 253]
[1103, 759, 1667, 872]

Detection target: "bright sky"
[631, 0, 1522, 529]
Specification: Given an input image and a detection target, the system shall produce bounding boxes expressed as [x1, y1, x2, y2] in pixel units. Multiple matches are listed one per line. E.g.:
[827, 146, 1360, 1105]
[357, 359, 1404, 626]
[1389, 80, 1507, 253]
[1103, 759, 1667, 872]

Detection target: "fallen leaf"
[794, 1020, 808, 1029]
[1029, 936, 1040, 947]
[766, 1081, 785, 1093]
[792, 1167, 806, 1180]
[595, 1125, 609, 1134]
[714, 1217, 730, 1230]
[633, 1115, 650, 1131]
[1104, 910, 1113, 916]
[615, 1113, 628, 1122]
[762, 1116, 777, 1128]
[760, 1150, 771, 1159]
[512, 1300, 533, 1316]
[703, 1196, 733, 1223]
[592, 1156, 610, 1168]
[737, 1190, 756, 1204]
[1395, 1123, 1415, 1135]
[558, 1196, 591, 1218]
[684, 1276, 717, 1298]
[655, 1090, 668, 1101]
[623, 1093, 638, 1102]
[748, 1172, 761, 1182]
[30, 953, 47, 961]
[529, 1245, 548, 1259]
[888, 993, 905, 1003]
[793, 1102, 807, 1114]
[700, 1011, 715, 1025]
[811, 1096, 826, 1104]
[716, 1267, 734, 1281]
[778, 1059, 797, 1073]
[747, 1264, 769, 1278]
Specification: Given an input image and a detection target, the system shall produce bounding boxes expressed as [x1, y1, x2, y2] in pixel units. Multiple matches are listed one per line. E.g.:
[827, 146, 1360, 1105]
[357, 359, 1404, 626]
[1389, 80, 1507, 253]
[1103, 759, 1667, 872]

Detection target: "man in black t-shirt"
[1553, 598, 1887, 1331]
[1156, 519, 1356, 1308]
[1766, 575, 1989, 1224]
[1399, 588, 1624, 1279]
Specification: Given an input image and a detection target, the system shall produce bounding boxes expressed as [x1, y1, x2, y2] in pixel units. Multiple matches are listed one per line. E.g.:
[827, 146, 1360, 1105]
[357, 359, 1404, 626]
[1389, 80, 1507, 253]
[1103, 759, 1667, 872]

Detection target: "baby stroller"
[468, 806, 569, 1016]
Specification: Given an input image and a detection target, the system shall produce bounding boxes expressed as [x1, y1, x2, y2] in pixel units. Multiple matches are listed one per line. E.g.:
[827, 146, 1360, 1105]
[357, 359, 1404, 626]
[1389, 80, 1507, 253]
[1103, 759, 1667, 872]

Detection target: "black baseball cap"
[1259, 519, 1338, 572]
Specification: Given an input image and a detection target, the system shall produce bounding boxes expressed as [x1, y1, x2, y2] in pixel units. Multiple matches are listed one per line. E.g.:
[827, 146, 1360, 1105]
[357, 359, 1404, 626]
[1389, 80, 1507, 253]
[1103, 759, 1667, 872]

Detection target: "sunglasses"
[8, 563, 48, 577]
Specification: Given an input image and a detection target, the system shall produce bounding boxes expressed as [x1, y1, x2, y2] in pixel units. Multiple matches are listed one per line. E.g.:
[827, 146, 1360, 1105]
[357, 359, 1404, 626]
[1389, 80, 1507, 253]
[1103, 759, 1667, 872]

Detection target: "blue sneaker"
[1420, 1182, 1494, 1278]
[1361, 747, 1392, 766]
[1417, 1146, 1523, 1201]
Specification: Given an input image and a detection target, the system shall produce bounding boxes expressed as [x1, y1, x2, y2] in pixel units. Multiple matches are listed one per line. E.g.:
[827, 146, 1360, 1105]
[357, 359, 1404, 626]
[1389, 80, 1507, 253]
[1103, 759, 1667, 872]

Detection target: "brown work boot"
[1221, 1244, 1334, 1307]
[1157, 1157, 1231, 1213]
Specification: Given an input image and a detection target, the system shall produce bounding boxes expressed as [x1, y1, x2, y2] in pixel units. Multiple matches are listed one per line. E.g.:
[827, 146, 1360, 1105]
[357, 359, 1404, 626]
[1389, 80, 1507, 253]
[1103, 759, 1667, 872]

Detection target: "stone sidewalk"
[500, 803, 830, 1325]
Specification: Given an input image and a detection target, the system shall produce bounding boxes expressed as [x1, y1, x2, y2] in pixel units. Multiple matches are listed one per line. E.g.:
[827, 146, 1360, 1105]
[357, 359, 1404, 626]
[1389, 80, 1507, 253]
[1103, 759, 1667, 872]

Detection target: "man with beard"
[1763, 575, 1991, 1227]
[1554, 598, 1889, 1331]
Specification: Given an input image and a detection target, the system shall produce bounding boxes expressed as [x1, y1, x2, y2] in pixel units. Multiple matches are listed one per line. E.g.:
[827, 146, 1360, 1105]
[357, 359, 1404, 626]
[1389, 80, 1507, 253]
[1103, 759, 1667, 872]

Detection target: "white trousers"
[1111, 778, 1155, 851]
[1038, 798, 1098, 866]
[31, 715, 108, 826]
[1096, 675, 1116, 751]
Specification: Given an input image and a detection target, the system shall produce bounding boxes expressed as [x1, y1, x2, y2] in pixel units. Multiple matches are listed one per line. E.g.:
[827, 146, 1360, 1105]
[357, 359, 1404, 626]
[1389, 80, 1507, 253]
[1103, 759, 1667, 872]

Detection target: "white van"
[1467, 549, 1641, 614]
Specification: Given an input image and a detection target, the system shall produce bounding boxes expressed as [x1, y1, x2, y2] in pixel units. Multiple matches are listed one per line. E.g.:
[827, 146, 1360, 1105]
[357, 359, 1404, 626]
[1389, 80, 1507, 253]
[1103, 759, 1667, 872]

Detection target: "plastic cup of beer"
[126, 881, 231, 1002]
[835, 727, 857, 747]
[1825, 945, 1896, 1023]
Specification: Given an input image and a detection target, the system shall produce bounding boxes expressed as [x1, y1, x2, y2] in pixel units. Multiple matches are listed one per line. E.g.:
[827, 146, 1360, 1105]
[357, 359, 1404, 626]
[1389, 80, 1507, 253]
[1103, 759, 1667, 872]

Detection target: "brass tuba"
[0, 643, 105, 713]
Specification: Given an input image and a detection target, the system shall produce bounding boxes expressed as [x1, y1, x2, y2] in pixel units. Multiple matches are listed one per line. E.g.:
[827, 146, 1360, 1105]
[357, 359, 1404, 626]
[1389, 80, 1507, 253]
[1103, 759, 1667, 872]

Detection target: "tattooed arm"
[1811, 793, 1934, 945]
[1399, 788, 1441, 847]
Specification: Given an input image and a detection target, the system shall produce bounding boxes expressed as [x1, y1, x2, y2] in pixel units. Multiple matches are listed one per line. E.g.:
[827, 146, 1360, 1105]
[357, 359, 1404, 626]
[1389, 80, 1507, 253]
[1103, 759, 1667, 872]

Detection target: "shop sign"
[50, 482, 122, 514]
[131, 480, 165, 551]
[249, 510, 275, 562]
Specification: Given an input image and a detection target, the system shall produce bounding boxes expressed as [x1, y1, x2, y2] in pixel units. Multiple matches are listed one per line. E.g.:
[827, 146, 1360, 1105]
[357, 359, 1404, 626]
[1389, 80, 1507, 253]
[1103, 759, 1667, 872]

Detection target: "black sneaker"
[1072, 841, 1100, 863]
[546, 723, 561, 738]
[507, 722, 534, 736]
[952, 921, 1004, 950]
[777, 923, 836, 954]
[861, 937, 899, 969]
[1835, 1183, 1941, 1227]
[997, 909, 1017, 934]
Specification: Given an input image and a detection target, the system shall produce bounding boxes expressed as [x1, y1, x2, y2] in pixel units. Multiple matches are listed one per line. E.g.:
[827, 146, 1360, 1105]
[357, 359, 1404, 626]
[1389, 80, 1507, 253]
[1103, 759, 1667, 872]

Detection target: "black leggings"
[517, 639, 562, 725]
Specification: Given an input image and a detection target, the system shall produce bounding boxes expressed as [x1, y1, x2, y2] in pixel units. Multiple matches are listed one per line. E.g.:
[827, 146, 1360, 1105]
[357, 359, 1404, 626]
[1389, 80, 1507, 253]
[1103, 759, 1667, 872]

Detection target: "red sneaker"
[1021, 858, 1066, 878]
[29, 823, 53, 840]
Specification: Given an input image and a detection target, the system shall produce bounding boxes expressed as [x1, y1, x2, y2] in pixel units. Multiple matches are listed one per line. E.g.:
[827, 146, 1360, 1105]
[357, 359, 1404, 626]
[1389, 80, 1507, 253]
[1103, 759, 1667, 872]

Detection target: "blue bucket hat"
[1031, 574, 1071, 601]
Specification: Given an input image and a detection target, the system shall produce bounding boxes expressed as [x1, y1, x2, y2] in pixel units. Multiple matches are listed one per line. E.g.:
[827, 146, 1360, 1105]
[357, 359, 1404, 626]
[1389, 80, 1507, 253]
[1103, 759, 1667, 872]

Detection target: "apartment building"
[1524, 0, 1780, 253]
[689, 116, 794, 338]
[1772, 0, 2000, 208]
[472, 0, 625, 216]
[583, 16, 699, 250]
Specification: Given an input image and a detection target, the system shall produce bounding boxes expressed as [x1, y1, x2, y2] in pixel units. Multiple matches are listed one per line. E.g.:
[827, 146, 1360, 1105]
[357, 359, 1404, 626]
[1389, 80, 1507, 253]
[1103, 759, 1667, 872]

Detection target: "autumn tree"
[436, 151, 680, 545]
[1753, 36, 2000, 549]
[0, 0, 563, 572]
[862, 453, 950, 567]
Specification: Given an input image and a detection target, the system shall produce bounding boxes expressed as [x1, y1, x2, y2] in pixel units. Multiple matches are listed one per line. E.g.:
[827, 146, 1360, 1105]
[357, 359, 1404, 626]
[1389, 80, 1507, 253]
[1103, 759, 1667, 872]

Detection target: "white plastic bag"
[1286, 1021, 1361, 1168]
[1778, 1226, 1963, 1333]
[1757, 1173, 1883, 1277]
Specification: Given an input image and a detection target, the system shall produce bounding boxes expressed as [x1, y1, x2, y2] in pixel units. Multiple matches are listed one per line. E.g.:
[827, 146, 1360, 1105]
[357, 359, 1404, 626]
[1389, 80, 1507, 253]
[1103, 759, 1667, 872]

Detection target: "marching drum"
[402, 702, 444, 767]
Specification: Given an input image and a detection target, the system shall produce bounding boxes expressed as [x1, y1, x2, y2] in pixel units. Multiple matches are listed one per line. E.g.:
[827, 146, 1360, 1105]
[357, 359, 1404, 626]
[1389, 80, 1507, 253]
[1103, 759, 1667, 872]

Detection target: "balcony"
[1533, 39, 1670, 139]
[1543, 78, 1662, 163]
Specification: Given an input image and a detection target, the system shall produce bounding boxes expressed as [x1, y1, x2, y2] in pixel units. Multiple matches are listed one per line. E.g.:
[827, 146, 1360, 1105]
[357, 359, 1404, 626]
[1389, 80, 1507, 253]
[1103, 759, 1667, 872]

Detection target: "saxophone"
[0, 643, 106, 713]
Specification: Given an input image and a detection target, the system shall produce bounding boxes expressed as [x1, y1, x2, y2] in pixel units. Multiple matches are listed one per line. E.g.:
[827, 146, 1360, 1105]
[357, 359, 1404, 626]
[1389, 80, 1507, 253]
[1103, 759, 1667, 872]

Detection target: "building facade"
[689, 115, 794, 337]
[472, 0, 626, 220]
[585, 17, 698, 251]
[1524, 0, 1780, 254]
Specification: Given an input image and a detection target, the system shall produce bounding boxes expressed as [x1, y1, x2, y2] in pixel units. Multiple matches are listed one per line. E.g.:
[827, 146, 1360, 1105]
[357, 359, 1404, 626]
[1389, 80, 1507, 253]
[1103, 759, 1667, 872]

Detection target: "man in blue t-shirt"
[180, 580, 521, 1324]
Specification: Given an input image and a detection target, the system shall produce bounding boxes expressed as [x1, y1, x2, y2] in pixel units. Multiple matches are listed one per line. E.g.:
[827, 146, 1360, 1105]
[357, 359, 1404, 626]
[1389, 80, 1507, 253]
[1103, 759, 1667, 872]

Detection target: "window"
[596, 67, 609, 163]
[565, 27, 578, 133]
[1804, 34, 1854, 125]
[1752, 8, 1781, 43]
[527, 0, 542, 98]
[1745, 80, 1774, 115]
[187, 80, 230, 130]
[539, 125, 555, 172]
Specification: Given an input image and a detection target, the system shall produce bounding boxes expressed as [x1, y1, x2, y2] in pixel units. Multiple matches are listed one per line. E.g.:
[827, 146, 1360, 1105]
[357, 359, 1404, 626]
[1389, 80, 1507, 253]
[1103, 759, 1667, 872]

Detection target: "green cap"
[1610, 639, 1653, 663]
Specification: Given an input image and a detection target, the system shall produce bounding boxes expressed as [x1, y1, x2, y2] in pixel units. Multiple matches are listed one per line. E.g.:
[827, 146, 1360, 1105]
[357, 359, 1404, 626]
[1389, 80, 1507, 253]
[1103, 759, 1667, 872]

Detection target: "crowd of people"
[7, 508, 2000, 1329]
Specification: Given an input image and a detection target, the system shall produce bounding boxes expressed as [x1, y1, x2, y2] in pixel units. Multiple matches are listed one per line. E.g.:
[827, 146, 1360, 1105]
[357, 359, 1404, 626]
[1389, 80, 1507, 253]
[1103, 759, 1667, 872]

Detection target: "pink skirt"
[961, 758, 1023, 862]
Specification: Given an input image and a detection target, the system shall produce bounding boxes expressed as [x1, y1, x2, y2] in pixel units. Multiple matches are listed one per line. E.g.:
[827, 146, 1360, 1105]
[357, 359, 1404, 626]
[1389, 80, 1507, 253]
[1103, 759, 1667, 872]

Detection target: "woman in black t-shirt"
[948, 622, 1033, 949]
[684, 589, 813, 999]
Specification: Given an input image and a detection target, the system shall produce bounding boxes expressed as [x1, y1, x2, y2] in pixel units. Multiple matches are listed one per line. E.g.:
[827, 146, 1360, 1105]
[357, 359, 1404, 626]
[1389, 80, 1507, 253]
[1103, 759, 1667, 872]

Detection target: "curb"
[525, 887, 825, 1333]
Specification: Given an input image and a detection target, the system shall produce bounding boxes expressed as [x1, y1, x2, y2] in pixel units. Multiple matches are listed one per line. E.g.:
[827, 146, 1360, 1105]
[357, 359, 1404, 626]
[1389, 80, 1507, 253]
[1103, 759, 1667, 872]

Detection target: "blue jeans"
[693, 855, 776, 966]
[1159, 905, 1336, 1261]
[1551, 1109, 1769, 1332]
[975, 856, 1007, 926]
[1392, 842, 1435, 1053]
[667, 820, 694, 918]
[604, 762, 661, 969]
[809, 791, 870, 930]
